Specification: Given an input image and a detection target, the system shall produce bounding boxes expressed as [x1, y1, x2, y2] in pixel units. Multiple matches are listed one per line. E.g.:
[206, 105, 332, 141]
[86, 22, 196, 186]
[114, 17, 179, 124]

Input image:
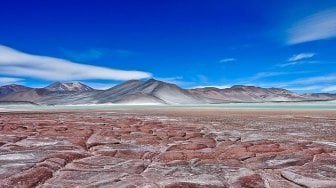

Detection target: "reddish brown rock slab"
[281, 152, 336, 188]
[0, 162, 34, 180]
[46, 151, 89, 163]
[0, 151, 46, 164]
[86, 176, 160, 188]
[259, 170, 302, 188]
[248, 143, 284, 153]
[155, 151, 185, 162]
[281, 170, 336, 188]
[235, 174, 264, 188]
[0, 135, 26, 146]
[245, 147, 325, 170]
[134, 136, 163, 145]
[161, 176, 227, 188]
[90, 143, 161, 160]
[42, 156, 149, 187]
[0, 166, 53, 188]
[166, 143, 208, 151]
[188, 137, 217, 148]
[11, 137, 79, 149]
[0, 150, 87, 181]
[155, 150, 216, 162]
[86, 130, 120, 148]
[141, 161, 249, 187]
[214, 131, 242, 142]
[224, 168, 265, 188]
[216, 144, 255, 161]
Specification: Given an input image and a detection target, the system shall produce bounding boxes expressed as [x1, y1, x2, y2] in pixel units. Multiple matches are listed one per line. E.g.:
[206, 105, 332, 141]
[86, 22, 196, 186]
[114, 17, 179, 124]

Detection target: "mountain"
[0, 82, 98, 105]
[0, 84, 32, 97]
[0, 88, 50, 102]
[189, 85, 306, 103]
[92, 79, 201, 104]
[0, 79, 335, 105]
[301, 93, 336, 101]
[45, 82, 94, 92]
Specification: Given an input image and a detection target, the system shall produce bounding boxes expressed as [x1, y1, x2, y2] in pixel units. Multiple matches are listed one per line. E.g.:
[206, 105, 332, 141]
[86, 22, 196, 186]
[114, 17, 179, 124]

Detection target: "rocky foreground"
[0, 109, 336, 187]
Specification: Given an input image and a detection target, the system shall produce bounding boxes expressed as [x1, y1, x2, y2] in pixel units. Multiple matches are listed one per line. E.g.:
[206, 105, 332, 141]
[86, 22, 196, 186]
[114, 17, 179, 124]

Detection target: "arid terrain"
[0, 108, 336, 187]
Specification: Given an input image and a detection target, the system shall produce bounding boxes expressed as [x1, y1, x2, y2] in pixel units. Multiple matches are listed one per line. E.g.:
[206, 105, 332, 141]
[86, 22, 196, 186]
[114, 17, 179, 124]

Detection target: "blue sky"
[0, 0, 336, 93]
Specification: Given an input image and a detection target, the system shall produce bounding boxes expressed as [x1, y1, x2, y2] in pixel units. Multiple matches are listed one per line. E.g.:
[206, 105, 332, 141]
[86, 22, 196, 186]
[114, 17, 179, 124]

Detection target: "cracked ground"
[0, 108, 336, 187]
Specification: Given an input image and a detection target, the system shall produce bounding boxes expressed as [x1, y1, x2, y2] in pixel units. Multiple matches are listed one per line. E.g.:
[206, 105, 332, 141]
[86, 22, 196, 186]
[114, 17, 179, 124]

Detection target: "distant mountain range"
[0, 79, 335, 105]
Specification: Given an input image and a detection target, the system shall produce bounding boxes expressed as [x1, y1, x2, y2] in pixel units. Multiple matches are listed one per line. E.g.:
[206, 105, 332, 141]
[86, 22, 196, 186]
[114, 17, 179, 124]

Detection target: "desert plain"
[0, 107, 336, 188]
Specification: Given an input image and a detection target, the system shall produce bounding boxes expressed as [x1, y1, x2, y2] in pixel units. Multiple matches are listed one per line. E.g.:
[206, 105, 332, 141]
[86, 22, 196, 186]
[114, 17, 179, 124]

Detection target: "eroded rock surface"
[0, 109, 336, 187]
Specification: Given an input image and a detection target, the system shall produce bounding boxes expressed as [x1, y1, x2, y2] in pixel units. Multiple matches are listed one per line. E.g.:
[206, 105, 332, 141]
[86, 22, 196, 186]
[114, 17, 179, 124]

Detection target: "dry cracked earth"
[0, 108, 336, 188]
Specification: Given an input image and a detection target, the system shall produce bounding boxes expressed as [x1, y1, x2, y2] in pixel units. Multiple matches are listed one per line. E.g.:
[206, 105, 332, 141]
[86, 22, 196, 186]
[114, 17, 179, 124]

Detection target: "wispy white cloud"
[321, 86, 336, 92]
[0, 45, 151, 81]
[288, 74, 336, 85]
[191, 73, 336, 93]
[242, 71, 310, 82]
[278, 60, 319, 68]
[277, 53, 316, 67]
[249, 72, 288, 80]
[286, 85, 322, 92]
[0, 77, 23, 86]
[287, 8, 336, 44]
[278, 61, 302, 67]
[256, 74, 336, 88]
[251, 74, 336, 93]
[219, 58, 236, 63]
[288, 53, 315, 62]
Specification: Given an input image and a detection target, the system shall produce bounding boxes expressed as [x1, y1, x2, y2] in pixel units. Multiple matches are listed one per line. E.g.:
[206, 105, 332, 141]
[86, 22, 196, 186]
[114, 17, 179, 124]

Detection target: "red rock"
[185, 132, 204, 139]
[164, 182, 225, 188]
[1, 167, 53, 187]
[86, 130, 120, 148]
[217, 144, 255, 160]
[168, 136, 187, 142]
[54, 126, 68, 132]
[248, 143, 284, 153]
[156, 151, 185, 162]
[184, 151, 214, 160]
[236, 174, 264, 188]
[167, 143, 208, 151]
[135, 136, 161, 145]
[47, 152, 88, 163]
[114, 149, 147, 159]
[188, 137, 216, 148]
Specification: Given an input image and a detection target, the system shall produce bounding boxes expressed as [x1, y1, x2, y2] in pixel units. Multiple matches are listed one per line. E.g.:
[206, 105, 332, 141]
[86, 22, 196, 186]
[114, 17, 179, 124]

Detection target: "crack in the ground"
[280, 172, 306, 188]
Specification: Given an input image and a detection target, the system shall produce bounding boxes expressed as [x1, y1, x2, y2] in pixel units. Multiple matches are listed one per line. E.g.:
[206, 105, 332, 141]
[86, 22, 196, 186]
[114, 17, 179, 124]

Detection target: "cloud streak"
[288, 74, 336, 85]
[287, 8, 336, 44]
[288, 53, 315, 62]
[0, 77, 23, 86]
[219, 58, 236, 63]
[0, 45, 151, 81]
[321, 86, 336, 92]
[256, 74, 336, 93]
[277, 53, 316, 67]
